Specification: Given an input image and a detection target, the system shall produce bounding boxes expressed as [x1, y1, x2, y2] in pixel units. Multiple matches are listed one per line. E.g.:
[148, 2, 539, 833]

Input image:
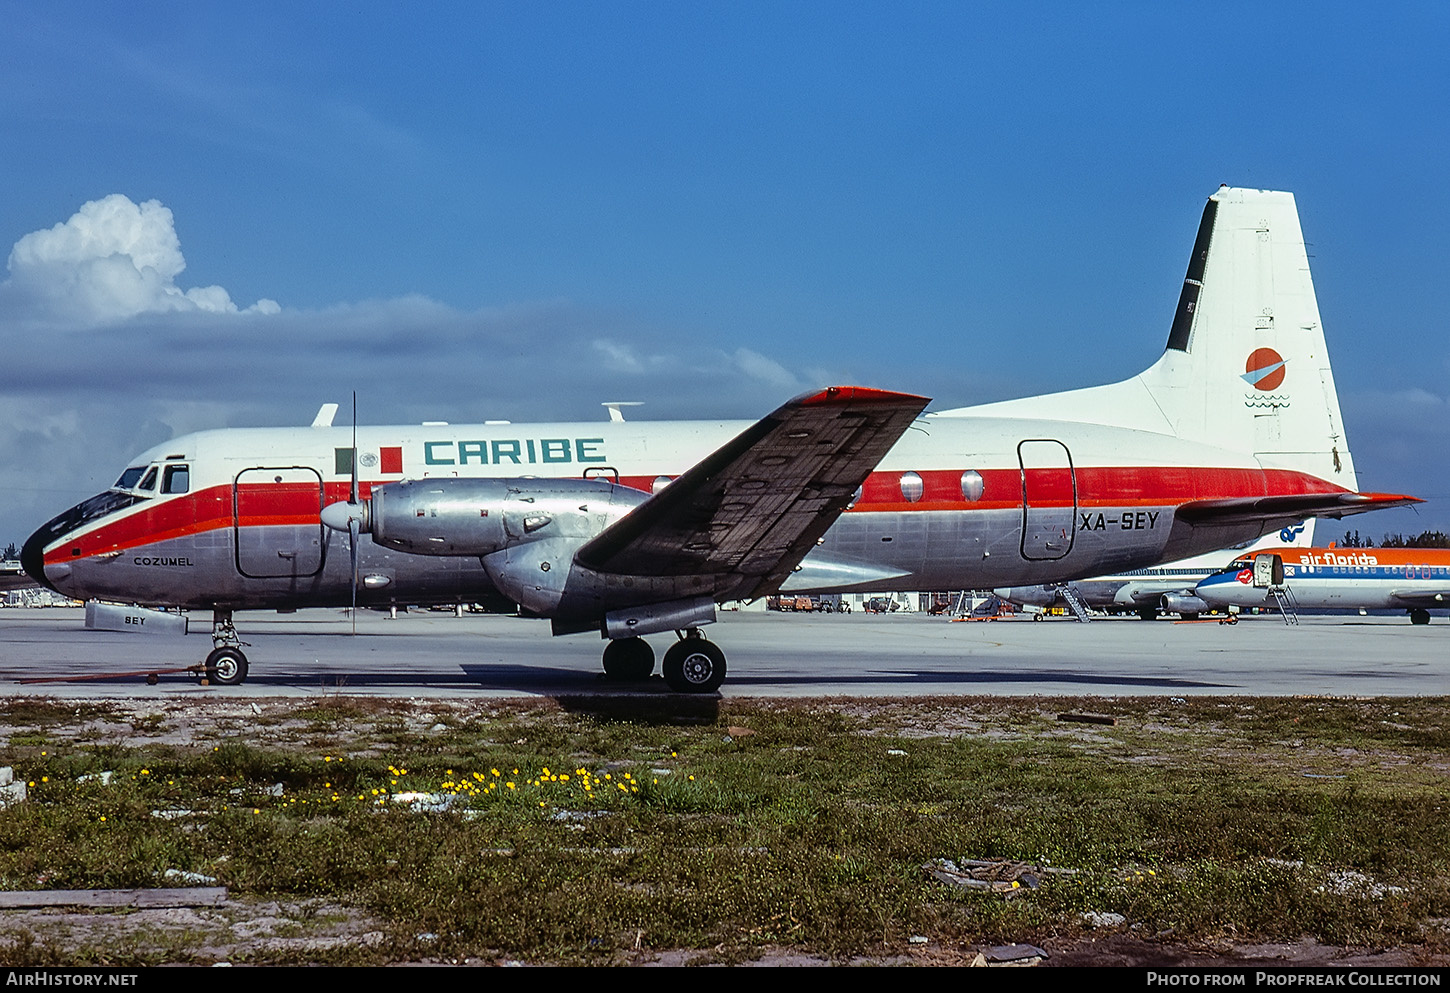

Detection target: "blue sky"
[2, 2, 1447, 547]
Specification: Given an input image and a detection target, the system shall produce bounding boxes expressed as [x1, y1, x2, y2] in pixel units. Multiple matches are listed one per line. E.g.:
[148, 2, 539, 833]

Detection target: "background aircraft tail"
[944, 186, 1358, 490]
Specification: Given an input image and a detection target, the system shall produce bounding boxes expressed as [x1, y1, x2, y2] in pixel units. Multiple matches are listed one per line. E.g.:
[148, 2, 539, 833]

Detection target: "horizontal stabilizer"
[1176, 491, 1421, 527]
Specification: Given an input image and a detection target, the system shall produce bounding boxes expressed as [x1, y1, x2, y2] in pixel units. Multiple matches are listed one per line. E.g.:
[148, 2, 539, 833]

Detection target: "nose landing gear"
[202, 610, 250, 685]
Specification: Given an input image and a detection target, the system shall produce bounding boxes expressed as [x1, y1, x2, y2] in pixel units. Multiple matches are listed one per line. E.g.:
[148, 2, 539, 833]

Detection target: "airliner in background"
[1195, 546, 1450, 624]
[22, 187, 1418, 691]
[994, 521, 1315, 620]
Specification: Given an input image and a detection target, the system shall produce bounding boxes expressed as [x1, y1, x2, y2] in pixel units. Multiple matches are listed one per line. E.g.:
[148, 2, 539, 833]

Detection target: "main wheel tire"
[1137, 607, 1157, 622]
[662, 639, 727, 693]
[1410, 609, 1431, 626]
[602, 637, 655, 681]
[204, 647, 249, 686]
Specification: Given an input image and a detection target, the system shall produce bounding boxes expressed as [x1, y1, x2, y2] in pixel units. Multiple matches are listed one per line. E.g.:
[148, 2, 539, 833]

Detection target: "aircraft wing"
[1175, 491, 1421, 527]
[575, 386, 929, 600]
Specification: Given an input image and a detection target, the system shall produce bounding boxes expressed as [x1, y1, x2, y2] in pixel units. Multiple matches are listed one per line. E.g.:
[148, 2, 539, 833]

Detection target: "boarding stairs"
[1268, 586, 1299, 625]
[1056, 585, 1093, 623]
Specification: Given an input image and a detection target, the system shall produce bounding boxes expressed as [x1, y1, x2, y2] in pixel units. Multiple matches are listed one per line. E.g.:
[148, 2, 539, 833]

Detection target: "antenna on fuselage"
[601, 402, 642, 423]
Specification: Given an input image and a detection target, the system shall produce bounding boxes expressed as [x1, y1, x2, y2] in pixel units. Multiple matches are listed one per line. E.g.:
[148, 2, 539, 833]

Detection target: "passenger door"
[1018, 439, 1076, 561]
[234, 467, 325, 578]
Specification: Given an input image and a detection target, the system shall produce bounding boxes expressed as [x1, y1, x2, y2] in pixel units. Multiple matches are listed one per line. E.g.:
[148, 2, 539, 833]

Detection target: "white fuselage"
[27, 408, 1345, 613]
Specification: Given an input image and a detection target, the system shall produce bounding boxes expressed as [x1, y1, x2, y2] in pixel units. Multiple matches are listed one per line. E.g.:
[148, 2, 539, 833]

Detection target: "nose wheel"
[201, 609, 250, 686]
[204, 646, 249, 686]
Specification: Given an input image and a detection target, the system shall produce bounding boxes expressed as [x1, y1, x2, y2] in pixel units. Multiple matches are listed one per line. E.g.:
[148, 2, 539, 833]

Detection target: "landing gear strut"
[204, 610, 250, 686]
[661, 630, 726, 694]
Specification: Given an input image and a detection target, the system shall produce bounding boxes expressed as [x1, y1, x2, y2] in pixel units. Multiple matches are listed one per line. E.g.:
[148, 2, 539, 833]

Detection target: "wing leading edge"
[575, 386, 930, 601]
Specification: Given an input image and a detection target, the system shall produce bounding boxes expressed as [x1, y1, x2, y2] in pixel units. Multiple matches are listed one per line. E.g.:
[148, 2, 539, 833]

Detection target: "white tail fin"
[942, 187, 1357, 490]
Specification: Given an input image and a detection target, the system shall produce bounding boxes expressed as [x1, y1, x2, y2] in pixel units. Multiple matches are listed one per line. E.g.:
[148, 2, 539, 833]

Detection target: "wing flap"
[576, 386, 929, 599]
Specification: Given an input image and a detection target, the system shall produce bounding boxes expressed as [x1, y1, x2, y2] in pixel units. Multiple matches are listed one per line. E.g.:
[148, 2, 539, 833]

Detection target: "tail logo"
[1242, 347, 1287, 391]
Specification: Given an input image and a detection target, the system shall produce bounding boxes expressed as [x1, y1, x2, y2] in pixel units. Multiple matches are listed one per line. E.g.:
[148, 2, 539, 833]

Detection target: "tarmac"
[0, 605, 1444, 700]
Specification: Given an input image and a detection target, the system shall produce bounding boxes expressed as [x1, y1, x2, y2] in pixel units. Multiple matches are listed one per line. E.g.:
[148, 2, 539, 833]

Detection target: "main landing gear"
[203, 610, 249, 686]
[600, 629, 727, 693]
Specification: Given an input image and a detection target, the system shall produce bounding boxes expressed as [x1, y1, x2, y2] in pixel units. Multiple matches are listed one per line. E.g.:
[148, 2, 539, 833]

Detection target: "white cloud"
[0, 196, 857, 542]
[3, 194, 279, 324]
[732, 347, 801, 392]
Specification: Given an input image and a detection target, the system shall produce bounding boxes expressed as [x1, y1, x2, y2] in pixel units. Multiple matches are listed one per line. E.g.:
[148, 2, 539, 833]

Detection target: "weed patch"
[0, 695, 1447, 964]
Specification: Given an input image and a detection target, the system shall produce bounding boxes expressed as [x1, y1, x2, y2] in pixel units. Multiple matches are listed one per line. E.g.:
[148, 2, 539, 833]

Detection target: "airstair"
[1268, 585, 1299, 625]
[1057, 585, 1093, 623]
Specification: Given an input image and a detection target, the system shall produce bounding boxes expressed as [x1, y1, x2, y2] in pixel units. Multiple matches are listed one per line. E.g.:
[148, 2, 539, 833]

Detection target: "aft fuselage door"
[234, 467, 325, 578]
[1018, 439, 1076, 561]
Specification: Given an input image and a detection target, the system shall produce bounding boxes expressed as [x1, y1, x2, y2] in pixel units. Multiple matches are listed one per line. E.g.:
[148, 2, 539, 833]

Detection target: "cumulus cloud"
[3, 194, 279, 324]
[0, 196, 844, 543]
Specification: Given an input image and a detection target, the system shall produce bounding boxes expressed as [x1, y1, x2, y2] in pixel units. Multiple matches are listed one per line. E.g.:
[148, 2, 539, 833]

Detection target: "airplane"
[0, 559, 37, 593]
[1194, 546, 1450, 624]
[993, 520, 1316, 620]
[21, 186, 1419, 691]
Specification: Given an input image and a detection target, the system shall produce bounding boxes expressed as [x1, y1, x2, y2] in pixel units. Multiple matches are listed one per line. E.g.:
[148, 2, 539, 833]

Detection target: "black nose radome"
[20, 526, 57, 593]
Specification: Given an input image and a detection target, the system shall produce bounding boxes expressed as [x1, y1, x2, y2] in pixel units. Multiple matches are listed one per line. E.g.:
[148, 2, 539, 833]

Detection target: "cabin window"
[899, 471, 923, 503]
[162, 464, 190, 495]
[960, 470, 984, 502]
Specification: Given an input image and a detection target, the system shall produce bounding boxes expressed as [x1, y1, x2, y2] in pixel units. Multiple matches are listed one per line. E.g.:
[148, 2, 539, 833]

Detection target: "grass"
[0, 694, 1447, 964]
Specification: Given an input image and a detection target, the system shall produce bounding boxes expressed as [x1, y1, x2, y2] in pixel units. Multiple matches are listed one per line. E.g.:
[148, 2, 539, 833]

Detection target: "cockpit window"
[138, 467, 159, 492]
[162, 464, 190, 494]
[37, 490, 141, 543]
[115, 466, 146, 489]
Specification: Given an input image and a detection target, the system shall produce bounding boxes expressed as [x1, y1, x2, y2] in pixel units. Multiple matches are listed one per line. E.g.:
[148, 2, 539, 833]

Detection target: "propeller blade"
[350, 393, 359, 632]
[349, 391, 358, 506]
[349, 517, 359, 635]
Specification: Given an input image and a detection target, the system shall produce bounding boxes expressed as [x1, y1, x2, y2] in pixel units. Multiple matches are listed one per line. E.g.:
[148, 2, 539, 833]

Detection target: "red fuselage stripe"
[44, 466, 1351, 564]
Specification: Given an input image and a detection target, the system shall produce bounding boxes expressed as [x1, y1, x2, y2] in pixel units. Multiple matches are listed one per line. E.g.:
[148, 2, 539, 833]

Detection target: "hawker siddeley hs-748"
[22, 188, 1418, 691]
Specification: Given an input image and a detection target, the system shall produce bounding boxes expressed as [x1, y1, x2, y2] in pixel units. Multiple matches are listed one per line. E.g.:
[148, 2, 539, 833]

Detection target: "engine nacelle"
[368, 477, 647, 556]
[1161, 593, 1210, 616]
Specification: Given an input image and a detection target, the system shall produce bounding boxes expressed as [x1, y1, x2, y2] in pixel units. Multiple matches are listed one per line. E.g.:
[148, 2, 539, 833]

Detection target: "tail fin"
[942, 187, 1357, 490]
[1141, 187, 1355, 488]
